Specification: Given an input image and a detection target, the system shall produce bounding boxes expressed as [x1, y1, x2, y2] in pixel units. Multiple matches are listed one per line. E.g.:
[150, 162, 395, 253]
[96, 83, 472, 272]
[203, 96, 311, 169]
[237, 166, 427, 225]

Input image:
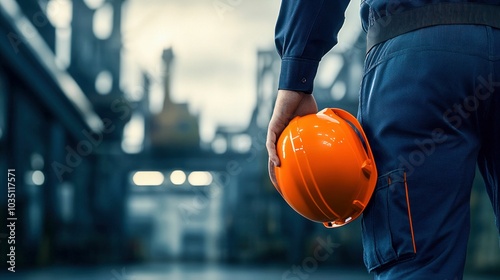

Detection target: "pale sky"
[121, 0, 362, 141]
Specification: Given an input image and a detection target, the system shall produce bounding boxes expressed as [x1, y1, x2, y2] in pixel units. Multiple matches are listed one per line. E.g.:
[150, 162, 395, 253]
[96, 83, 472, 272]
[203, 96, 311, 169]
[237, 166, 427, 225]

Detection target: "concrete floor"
[1, 263, 499, 280]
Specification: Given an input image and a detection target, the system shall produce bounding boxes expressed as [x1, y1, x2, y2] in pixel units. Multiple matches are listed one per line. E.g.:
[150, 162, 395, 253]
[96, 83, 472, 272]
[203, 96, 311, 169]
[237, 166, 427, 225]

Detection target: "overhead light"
[32, 170, 45, 186]
[188, 171, 213, 186]
[46, 0, 72, 28]
[24, 170, 45, 186]
[95, 70, 113, 95]
[122, 113, 145, 154]
[93, 3, 113, 39]
[132, 171, 164, 186]
[170, 170, 186, 185]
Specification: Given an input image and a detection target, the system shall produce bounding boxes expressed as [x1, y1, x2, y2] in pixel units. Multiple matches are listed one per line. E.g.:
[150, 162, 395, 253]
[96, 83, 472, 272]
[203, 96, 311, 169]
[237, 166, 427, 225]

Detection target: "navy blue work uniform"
[275, 1, 500, 278]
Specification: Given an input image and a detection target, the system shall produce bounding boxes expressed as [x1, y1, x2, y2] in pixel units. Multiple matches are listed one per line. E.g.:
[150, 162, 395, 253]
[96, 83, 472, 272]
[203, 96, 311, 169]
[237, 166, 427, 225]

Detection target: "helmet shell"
[274, 108, 377, 227]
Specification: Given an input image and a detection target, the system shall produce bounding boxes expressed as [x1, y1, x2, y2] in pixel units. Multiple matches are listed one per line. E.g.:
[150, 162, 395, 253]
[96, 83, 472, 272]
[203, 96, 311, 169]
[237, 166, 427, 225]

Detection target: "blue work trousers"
[358, 24, 500, 279]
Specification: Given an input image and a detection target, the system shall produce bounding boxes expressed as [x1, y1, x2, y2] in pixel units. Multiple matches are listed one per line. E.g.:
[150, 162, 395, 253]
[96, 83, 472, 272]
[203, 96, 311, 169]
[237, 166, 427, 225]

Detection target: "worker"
[266, 1, 500, 279]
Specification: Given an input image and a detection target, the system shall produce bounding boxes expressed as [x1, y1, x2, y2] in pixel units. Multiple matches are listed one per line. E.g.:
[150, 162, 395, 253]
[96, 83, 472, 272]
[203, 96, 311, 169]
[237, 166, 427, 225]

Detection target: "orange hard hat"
[272, 108, 377, 228]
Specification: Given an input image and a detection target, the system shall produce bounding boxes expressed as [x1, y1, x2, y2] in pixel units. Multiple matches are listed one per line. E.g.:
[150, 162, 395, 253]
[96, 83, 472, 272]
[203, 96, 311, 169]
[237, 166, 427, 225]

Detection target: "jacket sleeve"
[275, 0, 350, 93]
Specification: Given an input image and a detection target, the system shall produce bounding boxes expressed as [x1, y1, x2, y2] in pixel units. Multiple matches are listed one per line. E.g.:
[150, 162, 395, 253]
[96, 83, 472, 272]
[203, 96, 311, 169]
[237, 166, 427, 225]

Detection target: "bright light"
[122, 113, 145, 154]
[170, 170, 186, 185]
[331, 81, 346, 101]
[231, 134, 252, 153]
[132, 171, 164, 186]
[317, 55, 343, 88]
[93, 3, 113, 39]
[46, 0, 72, 28]
[32, 170, 45, 186]
[188, 171, 213, 186]
[95, 70, 113, 94]
[211, 136, 227, 154]
[55, 28, 72, 69]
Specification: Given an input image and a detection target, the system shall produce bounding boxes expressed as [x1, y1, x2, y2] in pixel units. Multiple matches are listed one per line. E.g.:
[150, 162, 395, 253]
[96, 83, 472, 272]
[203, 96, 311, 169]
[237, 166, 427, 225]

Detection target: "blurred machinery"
[0, 0, 130, 266]
[149, 48, 200, 152]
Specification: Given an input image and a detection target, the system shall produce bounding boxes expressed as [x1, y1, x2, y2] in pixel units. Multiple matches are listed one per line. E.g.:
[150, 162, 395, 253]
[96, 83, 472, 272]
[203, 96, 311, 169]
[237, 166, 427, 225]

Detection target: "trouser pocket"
[361, 168, 417, 272]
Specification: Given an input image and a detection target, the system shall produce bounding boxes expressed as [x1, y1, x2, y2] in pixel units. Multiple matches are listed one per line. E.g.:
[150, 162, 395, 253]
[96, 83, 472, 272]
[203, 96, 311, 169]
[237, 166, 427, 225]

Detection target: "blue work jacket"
[275, 0, 500, 94]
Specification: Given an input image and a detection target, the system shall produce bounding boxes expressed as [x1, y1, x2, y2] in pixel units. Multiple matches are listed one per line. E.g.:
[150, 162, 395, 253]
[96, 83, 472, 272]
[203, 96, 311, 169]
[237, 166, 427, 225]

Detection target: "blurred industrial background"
[0, 0, 499, 279]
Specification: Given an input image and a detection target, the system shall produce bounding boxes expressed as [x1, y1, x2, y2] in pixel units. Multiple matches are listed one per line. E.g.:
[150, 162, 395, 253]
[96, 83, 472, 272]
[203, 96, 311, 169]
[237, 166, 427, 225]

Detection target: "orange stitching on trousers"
[404, 172, 417, 253]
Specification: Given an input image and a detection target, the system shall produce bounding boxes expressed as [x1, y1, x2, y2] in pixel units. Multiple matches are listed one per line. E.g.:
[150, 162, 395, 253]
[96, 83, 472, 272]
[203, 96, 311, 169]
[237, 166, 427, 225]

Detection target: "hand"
[266, 90, 318, 186]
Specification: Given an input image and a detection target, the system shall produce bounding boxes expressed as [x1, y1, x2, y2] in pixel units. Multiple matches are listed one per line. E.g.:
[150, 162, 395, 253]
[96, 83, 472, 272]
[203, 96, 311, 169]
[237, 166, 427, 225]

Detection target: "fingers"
[268, 159, 280, 191]
[266, 127, 281, 167]
[266, 90, 303, 167]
